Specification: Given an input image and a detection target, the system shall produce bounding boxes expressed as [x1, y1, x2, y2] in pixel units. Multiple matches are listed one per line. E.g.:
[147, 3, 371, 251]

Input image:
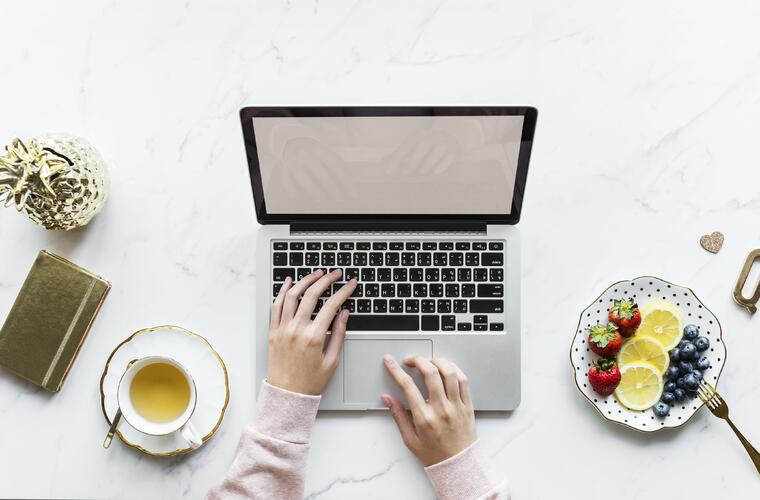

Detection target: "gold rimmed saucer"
[99, 325, 230, 456]
[570, 276, 727, 433]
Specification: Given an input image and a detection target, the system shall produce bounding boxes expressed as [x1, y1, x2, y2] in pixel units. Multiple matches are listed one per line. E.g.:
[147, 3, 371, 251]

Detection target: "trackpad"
[343, 339, 432, 407]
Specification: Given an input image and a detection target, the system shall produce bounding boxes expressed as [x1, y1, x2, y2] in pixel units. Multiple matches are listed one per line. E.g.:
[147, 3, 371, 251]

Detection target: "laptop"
[241, 106, 537, 411]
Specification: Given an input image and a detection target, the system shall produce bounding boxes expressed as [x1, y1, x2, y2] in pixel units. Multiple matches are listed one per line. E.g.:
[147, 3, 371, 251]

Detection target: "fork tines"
[697, 379, 722, 409]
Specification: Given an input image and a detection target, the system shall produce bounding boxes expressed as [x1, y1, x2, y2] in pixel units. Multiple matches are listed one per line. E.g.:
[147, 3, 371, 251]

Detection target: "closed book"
[0, 250, 110, 392]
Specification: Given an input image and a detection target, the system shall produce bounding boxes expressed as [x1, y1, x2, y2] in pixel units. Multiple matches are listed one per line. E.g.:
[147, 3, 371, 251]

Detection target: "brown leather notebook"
[0, 251, 110, 392]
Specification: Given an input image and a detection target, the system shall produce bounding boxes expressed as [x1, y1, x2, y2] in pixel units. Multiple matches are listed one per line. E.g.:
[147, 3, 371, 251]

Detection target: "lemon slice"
[617, 336, 670, 374]
[636, 301, 683, 351]
[614, 362, 664, 411]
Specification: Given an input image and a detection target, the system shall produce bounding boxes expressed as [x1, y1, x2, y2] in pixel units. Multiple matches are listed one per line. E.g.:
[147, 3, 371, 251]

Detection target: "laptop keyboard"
[271, 240, 506, 333]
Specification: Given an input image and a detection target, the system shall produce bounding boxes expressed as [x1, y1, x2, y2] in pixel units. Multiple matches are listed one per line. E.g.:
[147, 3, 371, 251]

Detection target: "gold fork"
[697, 379, 760, 473]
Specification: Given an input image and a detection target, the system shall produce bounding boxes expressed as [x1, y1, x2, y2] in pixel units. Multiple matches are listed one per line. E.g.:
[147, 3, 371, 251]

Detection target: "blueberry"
[696, 356, 711, 371]
[683, 324, 699, 340]
[694, 336, 710, 352]
[680, 343, 698, 360]
[666, 366, 680, 381]
[674, 388, 687, 401]
[678, 360, 694, 374]
[664, 381, 677, 393]
[670, 348, 681, 362]
[662, 392, 676, 405]
[683, 373, 699, 390]
[677, 377, 685, 388]
[691, 369, 703, 381]
[679, 339, 693, 350]
[653, 402, 670, 417]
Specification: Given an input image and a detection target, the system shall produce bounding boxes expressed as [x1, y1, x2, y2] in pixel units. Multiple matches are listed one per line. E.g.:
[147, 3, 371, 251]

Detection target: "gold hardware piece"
[697, 379, 760, 473]
[733, 249, 760, 315]
[103, 408, 122, 449]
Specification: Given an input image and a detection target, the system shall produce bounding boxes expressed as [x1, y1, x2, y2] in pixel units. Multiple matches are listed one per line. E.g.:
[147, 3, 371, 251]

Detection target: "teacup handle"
[180, 420, 203, 449]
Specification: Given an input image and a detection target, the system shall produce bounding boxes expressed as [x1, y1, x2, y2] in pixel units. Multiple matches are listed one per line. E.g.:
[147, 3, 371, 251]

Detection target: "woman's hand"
[382, 356, 476, 466]
[267, 269, 357, 395]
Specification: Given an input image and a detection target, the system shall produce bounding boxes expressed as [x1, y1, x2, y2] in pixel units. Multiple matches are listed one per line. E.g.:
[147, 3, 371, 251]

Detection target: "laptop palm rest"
[343, 339, 432, 407]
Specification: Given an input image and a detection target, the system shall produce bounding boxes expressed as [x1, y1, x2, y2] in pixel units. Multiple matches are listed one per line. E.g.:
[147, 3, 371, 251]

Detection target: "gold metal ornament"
[0, 134, 109, 230]
[733, 249, 760, 315]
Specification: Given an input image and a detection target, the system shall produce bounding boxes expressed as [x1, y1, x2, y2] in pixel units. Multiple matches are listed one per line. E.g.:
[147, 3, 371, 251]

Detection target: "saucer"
[570, 276, 727, 433]
[100, 325, 230, 456]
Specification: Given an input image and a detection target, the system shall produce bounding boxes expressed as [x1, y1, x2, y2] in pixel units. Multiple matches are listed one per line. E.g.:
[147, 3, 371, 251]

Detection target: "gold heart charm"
[700, 231, 724, 254]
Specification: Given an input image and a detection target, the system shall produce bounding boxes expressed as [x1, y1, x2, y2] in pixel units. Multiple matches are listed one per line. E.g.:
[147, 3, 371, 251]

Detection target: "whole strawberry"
[588, 358, 621, 396]
[608, 298, 641, 337]
[587, 323, 623, 357]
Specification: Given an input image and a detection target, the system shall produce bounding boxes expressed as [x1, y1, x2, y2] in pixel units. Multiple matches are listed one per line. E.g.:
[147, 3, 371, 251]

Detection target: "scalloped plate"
[570, 276, 727, 432]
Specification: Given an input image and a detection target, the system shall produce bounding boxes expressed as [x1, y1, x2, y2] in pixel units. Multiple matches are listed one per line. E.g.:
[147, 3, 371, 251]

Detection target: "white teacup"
[117, 356, 202, 449]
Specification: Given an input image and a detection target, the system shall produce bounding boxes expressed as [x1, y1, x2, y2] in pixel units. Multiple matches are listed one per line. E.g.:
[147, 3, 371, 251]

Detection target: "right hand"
[381, 356, 476, 466]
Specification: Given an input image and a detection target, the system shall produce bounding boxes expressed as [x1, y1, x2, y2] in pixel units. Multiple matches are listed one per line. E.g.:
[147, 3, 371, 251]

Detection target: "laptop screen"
[241, 107, 536, 224]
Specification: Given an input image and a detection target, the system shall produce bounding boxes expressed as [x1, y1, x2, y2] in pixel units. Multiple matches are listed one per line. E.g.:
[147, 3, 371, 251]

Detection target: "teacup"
[117, 356, 202, 449]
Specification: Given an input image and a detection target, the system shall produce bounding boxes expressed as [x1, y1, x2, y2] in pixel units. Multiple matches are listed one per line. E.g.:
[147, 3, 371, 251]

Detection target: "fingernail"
[340, 309, 349, 321]
[381, 395, 392, 408]
[315, 269, 324, 275]
[349, 278, 357, 284]
[285, 276, 291, 284]
[383, 355, 394, 366]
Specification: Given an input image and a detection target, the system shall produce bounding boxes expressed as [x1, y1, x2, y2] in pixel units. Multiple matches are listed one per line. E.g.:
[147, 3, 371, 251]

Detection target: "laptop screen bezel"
[240, 106, 537, 226]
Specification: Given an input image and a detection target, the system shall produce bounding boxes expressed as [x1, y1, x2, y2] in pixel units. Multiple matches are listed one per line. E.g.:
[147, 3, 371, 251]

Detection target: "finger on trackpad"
[342, 339, 432, 407]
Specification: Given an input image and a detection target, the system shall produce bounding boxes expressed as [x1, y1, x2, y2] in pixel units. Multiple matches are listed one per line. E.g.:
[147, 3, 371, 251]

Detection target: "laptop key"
[345, 299, 355, 313]
[357, 242, 371, 250]
[297, 268, 312, 280]
[453, 300, 468, 313]
[413, 284, 427, 298]
[290, 253, 304, 266]
[441, 268, 456, 281]
[490, 269, 504, 281]
[456, 242, 470, 250]
[430, 284, 444, 297]
[273, 242, 287, 250]
[449, 253, 464, 266]
[410, 268, 424, 281]
[490, 322, 504, 331]
[437, 299, 451, 313]
[406, 242, 420, 250]
[457, 322, 472, 331]
[273, 283, 282, 296]
[477, 284, 504, 297]
[338, 253, 352, 266]
[340, 242, 354, 250]
[425, 268, 439, 282]
[273, 268, 295, 281]
[393, 268, 408, 281]
[289, 242, 304, 250]
[321, 253, 336, 266]
[353, 253, 368, 266]
[305, 252, 320, 266]
[370, 252, 384, 266]
[381, 284, 395, 297]
[462, 284, 475, 297]
[441, 315, 456, 331]
[445, 284, 460, 297]
[397, 284, 412, 297]
[423, 242, 437, 250]
[373, 299, 388, 313]
[473, 242, 487, 251]
[405, 299, 420, 313]
[474, 324, 487, 331]
[481, 253, 504, 266]
[417, 252, 431, 266]
[357, 300, 372, 313]
[421, 299, 436, 313]
[489, 242, 504, 250]
[474, 268, 488, 282]
[361, 268, 375, 281]
[457, 268, 471, 282]
[273, 252, 287, 266]
[365, 284, 380, 297]
[439, 242, 454, 250]
[465, 253, 480, 266]
[372, 242, 387, 250]
[346, 315, 419, 331]
[389, 242, 404, 250]
[378, 268, 392, 281]
[470, 300, 504, 313]
[433, 252, 447, 266]
[389, 299, 404, 313]
[345, 267, 360, 280]
[323, 242, 338, 250]
[401, 252, 415, 266]
[421, 315, 440, 330]
[351, 284, 364, 297]
[474, 315, 488, 323]
[385, 252, 400, 266]
[307, 242, 321, 250]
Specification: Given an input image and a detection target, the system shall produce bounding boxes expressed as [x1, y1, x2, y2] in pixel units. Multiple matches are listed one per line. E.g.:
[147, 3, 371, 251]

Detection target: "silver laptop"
[241, 106, 537, 411]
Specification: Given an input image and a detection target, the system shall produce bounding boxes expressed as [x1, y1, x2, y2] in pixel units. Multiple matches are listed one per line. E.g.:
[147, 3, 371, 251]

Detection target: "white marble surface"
[2, 0, 760, 498]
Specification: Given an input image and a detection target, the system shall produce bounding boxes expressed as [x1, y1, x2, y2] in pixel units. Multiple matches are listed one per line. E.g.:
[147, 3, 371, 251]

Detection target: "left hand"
[267, 269, 357, 395]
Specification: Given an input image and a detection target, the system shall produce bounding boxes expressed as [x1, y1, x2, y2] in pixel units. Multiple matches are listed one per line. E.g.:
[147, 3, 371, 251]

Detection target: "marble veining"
[2, 0, 760, 498]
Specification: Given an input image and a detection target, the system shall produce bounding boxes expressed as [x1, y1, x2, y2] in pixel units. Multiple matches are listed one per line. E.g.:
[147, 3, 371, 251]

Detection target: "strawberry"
[588, 358, 621, 396]
[586, 323, 623, 357]
[608, 298, 641, 337]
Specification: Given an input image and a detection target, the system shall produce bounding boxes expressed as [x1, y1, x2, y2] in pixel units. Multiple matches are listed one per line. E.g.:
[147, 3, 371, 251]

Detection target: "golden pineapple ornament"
[0, 134, 109, 230]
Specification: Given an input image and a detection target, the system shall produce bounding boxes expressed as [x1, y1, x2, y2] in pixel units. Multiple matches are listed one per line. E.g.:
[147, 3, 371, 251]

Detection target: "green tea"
[129, 363, 190, 422]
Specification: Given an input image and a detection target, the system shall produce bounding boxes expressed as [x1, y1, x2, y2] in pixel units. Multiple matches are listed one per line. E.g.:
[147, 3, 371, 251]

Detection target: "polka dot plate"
[570, 276, 727, 432]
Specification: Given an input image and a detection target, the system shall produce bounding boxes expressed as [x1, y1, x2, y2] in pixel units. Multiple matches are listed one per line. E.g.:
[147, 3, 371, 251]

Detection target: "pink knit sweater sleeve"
[207, 381, 510, 500]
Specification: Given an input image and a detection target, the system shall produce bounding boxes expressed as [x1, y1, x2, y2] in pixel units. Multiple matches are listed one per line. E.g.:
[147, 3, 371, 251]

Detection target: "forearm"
[424, 441, 510, 500]
[207, 381, 321, 500]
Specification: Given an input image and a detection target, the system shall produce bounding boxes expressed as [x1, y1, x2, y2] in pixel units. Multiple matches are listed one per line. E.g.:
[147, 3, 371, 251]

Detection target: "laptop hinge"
[290, 220, 488, 233]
